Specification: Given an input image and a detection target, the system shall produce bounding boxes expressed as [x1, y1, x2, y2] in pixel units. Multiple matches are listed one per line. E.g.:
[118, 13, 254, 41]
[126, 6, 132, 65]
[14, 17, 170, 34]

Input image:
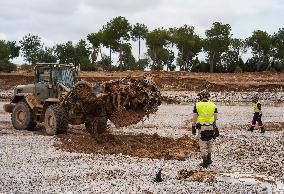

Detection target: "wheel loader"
[3, 63, 161, 136]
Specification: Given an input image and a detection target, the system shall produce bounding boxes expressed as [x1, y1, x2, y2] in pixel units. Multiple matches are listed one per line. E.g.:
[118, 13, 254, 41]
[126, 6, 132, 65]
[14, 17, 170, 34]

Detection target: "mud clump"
[177, 169, 217, 182]
[109, 109, 158, 128]
[263, 122, 284, 131]
[55, 131, 199, 160]
[109, 109, 148, 127]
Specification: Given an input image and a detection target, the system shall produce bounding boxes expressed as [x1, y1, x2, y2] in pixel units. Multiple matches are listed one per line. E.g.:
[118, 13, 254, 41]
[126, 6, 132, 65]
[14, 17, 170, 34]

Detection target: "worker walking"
[191, 90, 219, 168]
[248, 94, 265, 133]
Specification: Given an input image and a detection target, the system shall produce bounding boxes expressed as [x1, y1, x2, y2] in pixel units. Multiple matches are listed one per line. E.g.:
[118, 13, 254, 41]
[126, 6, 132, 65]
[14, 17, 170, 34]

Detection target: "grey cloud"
[0, 0, 79, 17]
[184, 0, 279, 28]
[28, 0, 79, 15]
[82, 0, 162, 13]
[0, 0, 83, 42]
[0, 0, 283, 50]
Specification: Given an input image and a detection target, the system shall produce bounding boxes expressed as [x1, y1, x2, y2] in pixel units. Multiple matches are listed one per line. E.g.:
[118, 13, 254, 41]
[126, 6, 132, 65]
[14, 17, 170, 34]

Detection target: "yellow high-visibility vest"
[196, 101, 216, 124]
[253, 101, 261, 113]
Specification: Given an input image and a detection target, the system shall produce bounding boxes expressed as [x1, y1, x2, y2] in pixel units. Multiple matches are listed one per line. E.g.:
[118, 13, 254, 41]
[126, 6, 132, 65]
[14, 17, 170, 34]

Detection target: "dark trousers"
[252, 113, 263, 126]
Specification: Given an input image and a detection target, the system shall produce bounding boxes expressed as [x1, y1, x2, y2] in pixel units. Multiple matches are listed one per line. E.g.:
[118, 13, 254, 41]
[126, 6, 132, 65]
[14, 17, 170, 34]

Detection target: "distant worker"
[192, 90, 219, 168]
[248, 94, 265, 133]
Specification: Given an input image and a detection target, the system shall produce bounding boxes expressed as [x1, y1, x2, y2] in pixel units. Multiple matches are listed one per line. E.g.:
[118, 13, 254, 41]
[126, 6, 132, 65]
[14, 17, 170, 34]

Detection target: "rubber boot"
[248, 126, 254, 132]
[200, 156, 209, 168]
[260, 127, 265, 133]
[207, 153, 212, 165]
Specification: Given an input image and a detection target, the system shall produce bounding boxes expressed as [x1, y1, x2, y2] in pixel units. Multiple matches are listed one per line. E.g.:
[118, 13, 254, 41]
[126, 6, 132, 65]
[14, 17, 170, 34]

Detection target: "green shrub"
[80, 63, 96, 71]
[234, 65, 243, 73]
[0, 61, 17, 72]
[19, 64, 33, 71]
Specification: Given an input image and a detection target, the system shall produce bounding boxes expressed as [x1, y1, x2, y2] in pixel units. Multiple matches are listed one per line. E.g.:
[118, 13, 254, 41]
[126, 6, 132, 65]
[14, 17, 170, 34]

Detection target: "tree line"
[1, 16, 284, 73]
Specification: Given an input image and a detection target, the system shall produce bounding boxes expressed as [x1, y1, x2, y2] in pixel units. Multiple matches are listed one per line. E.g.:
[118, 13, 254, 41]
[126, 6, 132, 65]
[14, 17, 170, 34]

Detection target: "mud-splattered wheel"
[44, 104, 68, 135]
[85, 117, 107, 136]
[74, 81, 93, 99]
[11, 101, 36, 131]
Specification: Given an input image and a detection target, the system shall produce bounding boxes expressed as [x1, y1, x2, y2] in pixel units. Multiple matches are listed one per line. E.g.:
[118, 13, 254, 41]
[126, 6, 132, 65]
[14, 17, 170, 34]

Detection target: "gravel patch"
[0, 104, 283, 193]
[0, 135, 265, 194]
[113, 104, 284, 138]
[162, 91, 284, 103]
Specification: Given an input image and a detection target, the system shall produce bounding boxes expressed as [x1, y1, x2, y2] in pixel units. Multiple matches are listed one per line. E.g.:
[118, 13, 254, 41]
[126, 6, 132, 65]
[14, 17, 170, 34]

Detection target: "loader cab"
[34, 63, 77, 101]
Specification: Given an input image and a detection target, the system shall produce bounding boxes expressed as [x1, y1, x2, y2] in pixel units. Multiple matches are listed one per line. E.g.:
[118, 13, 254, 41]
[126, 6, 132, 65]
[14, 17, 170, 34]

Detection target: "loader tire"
[11, 101, 36, 131]
[44, 104, 68, 136]
[97, 117, 107, 134]
[85, 117, 107, 136]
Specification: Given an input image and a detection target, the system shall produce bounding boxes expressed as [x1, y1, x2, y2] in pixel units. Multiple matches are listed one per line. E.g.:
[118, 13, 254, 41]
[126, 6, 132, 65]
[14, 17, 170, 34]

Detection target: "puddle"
[218, 172, 284, 193]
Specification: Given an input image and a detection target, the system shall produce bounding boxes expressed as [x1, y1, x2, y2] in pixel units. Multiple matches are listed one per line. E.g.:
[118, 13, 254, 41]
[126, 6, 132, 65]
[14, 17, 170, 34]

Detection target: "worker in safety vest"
[248, 95, 265, 133]
[192, 90, 219, 168]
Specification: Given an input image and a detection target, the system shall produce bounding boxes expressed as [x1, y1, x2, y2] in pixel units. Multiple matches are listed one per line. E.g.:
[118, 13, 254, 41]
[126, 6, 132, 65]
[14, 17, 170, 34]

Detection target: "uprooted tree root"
[55, 131, 199, 160]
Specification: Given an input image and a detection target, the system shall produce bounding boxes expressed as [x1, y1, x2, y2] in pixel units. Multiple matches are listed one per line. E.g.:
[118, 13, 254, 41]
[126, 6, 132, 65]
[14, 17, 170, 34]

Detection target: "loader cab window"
[36, 67, 51, 84]
[35, 65, 75, 88]
[57, 67, 76, 88]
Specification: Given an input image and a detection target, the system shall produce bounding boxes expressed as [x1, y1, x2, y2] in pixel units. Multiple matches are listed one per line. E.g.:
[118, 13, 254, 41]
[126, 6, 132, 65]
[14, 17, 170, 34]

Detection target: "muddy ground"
[56, 130, 198, 161]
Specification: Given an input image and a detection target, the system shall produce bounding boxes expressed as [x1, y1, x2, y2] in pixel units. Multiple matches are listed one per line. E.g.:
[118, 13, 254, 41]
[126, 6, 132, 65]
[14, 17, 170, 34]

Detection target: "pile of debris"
[102, 76, 161, 127]
[63, 75, 161, 128]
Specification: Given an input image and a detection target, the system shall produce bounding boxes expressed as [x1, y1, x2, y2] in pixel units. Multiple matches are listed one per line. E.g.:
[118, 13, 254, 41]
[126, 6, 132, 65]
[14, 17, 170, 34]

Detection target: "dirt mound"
[1, 71, 284, 92]
[155, 77, 229, 91]
[155, 76, 284, 92]
[0, 74, 33, 90]
[55, 130, 199, 160]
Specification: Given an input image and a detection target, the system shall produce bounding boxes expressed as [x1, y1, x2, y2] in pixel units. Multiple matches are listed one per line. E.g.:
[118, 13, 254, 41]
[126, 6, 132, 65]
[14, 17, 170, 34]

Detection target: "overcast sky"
[1, 0, 284, 63]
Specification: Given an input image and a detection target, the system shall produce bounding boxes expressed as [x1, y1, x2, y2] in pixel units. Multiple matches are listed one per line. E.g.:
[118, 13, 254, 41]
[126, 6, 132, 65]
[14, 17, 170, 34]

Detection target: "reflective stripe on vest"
[196, 101, 216, 124]
[199, 114, 214, 116]
[253, 101, 261, 113]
